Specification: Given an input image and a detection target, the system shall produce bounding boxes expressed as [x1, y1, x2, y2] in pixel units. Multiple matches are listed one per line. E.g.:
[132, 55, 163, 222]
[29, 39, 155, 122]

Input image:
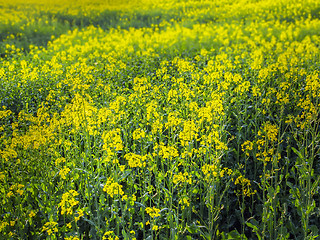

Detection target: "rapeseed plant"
[1, 0, 320, 239]
[59, 190, 79, 216]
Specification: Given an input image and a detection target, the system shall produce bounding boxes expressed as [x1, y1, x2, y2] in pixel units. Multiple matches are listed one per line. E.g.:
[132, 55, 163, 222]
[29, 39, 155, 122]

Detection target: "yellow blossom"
[103, 178, 124, 198]
[145, 207, 161, 218]
[59, 166, 70, 180]
[124, 153, 146, 168]
[59, 190, 79, 215]
[41, 221, 58, 236]
[132, 128, 146, 140]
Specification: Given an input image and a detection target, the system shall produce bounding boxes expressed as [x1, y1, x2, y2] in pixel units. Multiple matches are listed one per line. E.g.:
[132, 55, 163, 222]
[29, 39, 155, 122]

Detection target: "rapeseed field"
[0, 0, 320, 239]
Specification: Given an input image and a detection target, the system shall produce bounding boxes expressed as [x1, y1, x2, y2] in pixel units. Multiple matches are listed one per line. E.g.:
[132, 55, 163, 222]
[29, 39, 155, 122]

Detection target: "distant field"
[0, 0, 320, 239]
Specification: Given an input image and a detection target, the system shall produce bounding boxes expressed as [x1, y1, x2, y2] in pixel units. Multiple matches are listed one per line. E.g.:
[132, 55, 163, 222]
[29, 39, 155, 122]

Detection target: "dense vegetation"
[0, 0, 320, 239]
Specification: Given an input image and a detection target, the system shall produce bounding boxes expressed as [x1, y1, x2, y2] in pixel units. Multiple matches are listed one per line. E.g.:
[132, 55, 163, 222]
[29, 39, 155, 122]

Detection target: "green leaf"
[119, 169, 132, 181]
[246, 219, 262, 240]
[83, 217, 97, 228]
[230, 231, 248, 240]
[99, 193, 105, 205]
[122, 229, 129, 240]
[309, 225, 319, 238]
[220, 230, 248, 240]
[246, 222, 258, 231]
[286, 181, 293, 189]
[291, 147, 304, 160]
[186, 223, 199, 234]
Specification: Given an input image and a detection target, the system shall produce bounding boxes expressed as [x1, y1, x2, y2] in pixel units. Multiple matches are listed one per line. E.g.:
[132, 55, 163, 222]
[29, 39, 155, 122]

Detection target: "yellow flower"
[124, 153, 146, 168]
[59, 166, 70, 180]
[122, 195, 128, 201]
[103, 178, 124, 198]
[157, 144, 179, 159]
[29, 210, 37, 218]
[41, 221, 58, 236]
[59, 190, 79, 215]
[145, 207, 161, 218]
[173, 172, 192, 185]
[9, 183, 24, 196]
[234, 175, 256, 197]
[102, 128, 123, 152]
[165, 112, 182, 130]
[179, 196, 190, 210]
[305, 71, 320, 98]
[74, 209, 84, 222]
[6, 191, 13, 198]
[179, 120, 198, 146]
[241, 140, 253, 156]
[119, 165, 126, 172]
[0, 221, 9, 232]
[152, 225, 159, 231]
[202, 164, 219, 178]
[0, 109, 12, 119]
[132, 128, 146, 140]
[220, 168, 233, 177]
[102, 231, 119, 240]
[55, 157, 66, 166]
[263, 122, 278, 142]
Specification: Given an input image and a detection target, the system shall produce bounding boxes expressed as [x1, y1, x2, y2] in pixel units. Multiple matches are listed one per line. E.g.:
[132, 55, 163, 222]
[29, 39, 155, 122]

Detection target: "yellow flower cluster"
[61, 93, 98, 136]
[55, 157, 66, 166]
[155, 143, 179, 159]
[305, 71, 320, 98]
[165, 112, 182, 130]
[173, 172, 192, 185]
[41, 221, 58, 236]
[102, 129, 123, 152]
[58, 190, 79, 215]
[256, 148, 281, 163]
[179, 120, 199, 146]
[29, 210, 37, 218]
[132, 128, 146, 140]
[74, 209, 84, 222]
[0, 171, 5, 182]
[234, 175, 256, 197]
[124, 153, 147, 168]
[102, 231, 119, 240]
[261, 122, 279, 142]
[0, 147, 17, 162]
[296, 95, 318, 128]
[220, 168, 233, 177]
[253, 122, 281, 163]
[65, 236, 80, 240]
[59, 166, 70, 180]
[103, 178, 124, 198]
[202, 164, 219, 178]
[7, 183, 24, 198]
[133, 77, 151, 95]
[178, 196, 190, 209]
[241, 140, 254, 156]
[145, 207, 161, 218]
[0, 221, 9, 232]
[0, 108, 12, 119]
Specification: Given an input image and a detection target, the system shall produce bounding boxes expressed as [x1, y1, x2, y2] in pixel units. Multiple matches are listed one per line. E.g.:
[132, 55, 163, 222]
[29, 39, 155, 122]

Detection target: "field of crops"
[1, 0, 320, 239]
